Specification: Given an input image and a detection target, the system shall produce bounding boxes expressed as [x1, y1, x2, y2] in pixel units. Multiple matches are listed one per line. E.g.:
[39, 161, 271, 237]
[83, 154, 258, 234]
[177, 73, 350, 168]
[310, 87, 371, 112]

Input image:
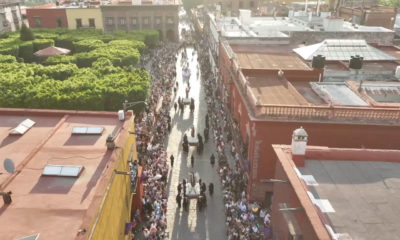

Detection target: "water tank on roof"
[118, 110, 125, 121]
[349, 55, 363, 70]
[395, 66, 400, 79]
[312, 55, 325, 69]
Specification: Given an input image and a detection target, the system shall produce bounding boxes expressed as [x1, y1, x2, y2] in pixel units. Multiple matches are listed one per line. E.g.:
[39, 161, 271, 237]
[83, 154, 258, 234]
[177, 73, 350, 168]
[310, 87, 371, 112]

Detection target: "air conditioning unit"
[106, 134, 116, 149]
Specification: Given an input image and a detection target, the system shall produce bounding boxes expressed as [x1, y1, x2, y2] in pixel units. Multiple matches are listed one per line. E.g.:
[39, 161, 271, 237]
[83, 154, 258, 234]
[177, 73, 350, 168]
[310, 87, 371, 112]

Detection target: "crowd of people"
[132, 16, 273, 239]
[134, 43, 179, 240]
[196, 36, 273, 239]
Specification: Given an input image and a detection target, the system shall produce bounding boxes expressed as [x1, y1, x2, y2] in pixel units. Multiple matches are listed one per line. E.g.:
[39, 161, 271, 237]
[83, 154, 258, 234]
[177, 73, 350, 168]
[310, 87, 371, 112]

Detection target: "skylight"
[72, 126, 104, 135]
[42, 165, 84, 177]
[15, 233, 40, 240]
[9, 119, 36, 135]
[294, 39, 398, 61]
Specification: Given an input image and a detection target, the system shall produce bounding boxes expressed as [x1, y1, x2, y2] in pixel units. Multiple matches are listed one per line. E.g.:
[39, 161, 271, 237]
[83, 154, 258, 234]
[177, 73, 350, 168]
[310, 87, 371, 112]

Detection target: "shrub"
[43, 55, 76, 65]
[35, 64, 78, 81]
[143, 31, 159, 48]
[20, 23, 35, 41]
[55, 36, 74, 51]
[108, 40, 146, 53]
[33, 39, 54, 52]
[91, 46, 140, 67]
[75, 52, 98, 68]
[18, 41, 34, 62]
[0, 45, 19, 57]
[74, 39, 105, 53]
[0, 55, 17, 63]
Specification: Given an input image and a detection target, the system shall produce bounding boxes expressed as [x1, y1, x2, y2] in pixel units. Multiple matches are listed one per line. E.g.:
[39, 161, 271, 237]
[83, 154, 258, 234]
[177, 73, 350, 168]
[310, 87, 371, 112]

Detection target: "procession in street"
[131, 11, 272, 240]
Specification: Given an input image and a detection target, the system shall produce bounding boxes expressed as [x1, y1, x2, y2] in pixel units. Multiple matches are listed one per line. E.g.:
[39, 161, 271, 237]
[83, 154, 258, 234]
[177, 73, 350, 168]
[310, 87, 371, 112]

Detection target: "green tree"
[379, 0, 400, 7]
[20, 23, 35, 41]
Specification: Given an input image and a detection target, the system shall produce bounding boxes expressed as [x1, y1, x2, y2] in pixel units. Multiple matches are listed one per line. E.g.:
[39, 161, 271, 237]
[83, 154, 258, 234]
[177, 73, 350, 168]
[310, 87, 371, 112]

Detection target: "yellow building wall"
[65, 8, 103, 30]
[88, 118, 136, 240]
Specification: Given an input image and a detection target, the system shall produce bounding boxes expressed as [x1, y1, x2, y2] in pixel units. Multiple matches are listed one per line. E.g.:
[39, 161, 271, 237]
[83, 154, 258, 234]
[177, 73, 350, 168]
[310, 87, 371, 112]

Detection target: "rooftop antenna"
[4, 158, 15, 174]
[1, 158, 14, 204]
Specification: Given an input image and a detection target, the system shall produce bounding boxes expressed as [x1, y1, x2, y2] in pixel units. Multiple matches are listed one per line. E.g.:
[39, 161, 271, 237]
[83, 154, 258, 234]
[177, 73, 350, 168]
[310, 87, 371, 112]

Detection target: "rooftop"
[217, 13, 394, 39]
[294, 39, 398, 61]
[274, 145, 400, 240]
[224, 42, 400, 124]
[0, 108, 132, 240]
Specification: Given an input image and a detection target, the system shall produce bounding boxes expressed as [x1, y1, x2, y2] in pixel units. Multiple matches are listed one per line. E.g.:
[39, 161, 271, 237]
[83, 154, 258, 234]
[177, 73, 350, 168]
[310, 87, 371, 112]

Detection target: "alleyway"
[164, 45, 227, 239]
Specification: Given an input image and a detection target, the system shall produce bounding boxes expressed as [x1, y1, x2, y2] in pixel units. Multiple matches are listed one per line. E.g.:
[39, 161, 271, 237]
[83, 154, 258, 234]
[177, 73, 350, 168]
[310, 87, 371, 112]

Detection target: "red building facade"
[26, 8, 68, 28]
[218, 41, 400, 202]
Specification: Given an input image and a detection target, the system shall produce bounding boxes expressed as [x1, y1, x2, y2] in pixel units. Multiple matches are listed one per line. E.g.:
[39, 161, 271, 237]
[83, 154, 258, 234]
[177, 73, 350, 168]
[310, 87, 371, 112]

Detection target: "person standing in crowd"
[210, 153, 215, 167]
[174, 102, 177, 112]
[176, 193, 182, 208]
[208, 182, 214, 196]
[170, 154, 174, 168]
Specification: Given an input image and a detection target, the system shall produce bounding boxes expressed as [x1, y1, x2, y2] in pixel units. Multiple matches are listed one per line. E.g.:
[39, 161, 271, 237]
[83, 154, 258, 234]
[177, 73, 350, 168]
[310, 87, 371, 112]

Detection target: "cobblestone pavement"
[164, 47, 227, 240]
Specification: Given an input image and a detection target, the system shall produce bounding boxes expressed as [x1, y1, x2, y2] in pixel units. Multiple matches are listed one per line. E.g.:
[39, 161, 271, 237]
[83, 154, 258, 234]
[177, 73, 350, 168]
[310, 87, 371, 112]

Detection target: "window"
[12, 10, 18, 20]
[76, 18, 82, 28]
[72, 126, 104, 135]
[155, 16, 161, 25]
[10, 119, 36, 135]
[249, 1, 255, 8]
[42, 165, 84, 177]
[142, 17, 150, 26]
[1, 13, 8, 27]
[166, 16, 174, 25]
[89, 18, 95, 28]
[33, 16, 41, 27]
[131, 17, 137, 25]
[56, 17, 62, 27]
[119, 17, 126, 26]
[105, 17, 114, 26]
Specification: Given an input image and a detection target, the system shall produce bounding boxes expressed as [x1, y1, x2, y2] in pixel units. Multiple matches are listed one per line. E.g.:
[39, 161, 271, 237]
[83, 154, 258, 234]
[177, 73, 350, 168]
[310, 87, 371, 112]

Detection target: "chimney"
[291, 127, 308, 166]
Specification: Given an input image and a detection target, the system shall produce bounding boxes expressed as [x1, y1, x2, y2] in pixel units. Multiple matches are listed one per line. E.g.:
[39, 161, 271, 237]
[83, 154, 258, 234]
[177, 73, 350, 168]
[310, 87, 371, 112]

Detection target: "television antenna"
[4, 158, 15, 173]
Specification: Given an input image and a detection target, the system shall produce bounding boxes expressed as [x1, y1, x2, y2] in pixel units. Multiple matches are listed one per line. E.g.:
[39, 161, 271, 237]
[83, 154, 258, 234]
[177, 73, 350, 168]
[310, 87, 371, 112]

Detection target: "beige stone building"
[101, 0, 180, 41]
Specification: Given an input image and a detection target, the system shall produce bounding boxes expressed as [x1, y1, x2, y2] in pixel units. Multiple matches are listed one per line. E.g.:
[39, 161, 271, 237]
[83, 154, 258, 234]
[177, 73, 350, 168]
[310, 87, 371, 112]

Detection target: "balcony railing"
[252, 104, 400, 124]
[225, 41, 400, 125]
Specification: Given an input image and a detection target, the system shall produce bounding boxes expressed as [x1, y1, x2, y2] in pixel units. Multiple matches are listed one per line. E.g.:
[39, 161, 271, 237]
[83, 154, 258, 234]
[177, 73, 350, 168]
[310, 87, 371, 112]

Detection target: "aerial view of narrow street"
[1, 0, 400, 240]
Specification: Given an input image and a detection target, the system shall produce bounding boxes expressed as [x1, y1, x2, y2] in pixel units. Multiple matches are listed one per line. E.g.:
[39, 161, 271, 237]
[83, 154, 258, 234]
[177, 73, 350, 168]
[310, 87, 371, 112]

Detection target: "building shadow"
[0, 203, 10, 217]
[80, 151, 112, 203]
[30, 176, 78, 194]
[0, 135, 20, 148]
[64, 135, 101, 146]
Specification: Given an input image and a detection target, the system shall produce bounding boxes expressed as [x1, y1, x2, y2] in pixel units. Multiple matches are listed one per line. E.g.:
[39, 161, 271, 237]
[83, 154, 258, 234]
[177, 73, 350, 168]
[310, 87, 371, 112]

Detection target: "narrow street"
[164, 46, 227, 239]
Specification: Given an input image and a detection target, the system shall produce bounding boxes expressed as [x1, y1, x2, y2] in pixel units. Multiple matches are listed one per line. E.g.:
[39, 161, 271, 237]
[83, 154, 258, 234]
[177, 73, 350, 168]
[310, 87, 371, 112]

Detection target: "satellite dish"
[4, 158, 15, 173]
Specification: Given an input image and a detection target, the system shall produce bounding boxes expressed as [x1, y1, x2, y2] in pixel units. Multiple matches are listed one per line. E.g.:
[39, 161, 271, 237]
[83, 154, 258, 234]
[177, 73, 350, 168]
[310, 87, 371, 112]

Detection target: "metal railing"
[252, 104, 400, 124]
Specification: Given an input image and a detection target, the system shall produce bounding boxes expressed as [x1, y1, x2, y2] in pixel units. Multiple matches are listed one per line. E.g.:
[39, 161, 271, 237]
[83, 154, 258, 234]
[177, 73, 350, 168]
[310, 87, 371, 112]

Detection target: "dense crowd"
[197, 37, 273, 239]
[134, 43, 179, 240]
[133, 18, 273, 239]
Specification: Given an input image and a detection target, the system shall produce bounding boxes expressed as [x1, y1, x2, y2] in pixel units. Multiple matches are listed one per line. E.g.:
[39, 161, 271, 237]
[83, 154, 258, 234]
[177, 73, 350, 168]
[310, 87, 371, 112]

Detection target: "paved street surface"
[165, 46, 227, 240]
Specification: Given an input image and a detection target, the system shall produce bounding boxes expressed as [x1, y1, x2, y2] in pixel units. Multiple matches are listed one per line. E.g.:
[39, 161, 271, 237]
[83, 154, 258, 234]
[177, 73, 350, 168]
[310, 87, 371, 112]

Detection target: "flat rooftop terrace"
[0, 108, 130, 240]
[299, 159, 400, 240]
